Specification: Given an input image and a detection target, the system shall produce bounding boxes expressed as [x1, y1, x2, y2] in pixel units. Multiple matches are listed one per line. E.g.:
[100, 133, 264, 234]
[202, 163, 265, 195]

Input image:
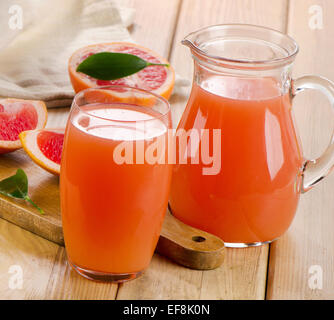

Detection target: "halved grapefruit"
[0, 99, 47, 154]
[68, 42, 175, 100]
[19, 128, 64, 175]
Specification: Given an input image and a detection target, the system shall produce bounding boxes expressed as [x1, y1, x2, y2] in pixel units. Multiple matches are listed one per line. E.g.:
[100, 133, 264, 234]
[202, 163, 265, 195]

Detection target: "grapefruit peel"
[19, 128, 64, 176]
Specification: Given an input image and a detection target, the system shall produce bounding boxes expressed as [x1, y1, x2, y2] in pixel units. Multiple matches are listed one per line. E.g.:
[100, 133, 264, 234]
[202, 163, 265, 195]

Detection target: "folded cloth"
[0, 0, 135, 107]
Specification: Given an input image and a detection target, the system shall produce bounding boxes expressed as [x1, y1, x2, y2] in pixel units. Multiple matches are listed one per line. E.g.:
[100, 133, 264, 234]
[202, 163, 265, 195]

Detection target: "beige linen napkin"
[0, 0, 135, 107]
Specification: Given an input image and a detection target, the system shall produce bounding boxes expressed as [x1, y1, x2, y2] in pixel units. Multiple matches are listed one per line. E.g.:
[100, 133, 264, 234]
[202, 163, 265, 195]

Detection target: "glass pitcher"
[169, 24, 334, 247]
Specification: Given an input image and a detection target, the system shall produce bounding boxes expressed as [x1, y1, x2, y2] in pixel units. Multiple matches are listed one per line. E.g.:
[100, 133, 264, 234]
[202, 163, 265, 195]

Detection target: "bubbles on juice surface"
[72, 104, 167, 141]
[201, 76, 282, 101]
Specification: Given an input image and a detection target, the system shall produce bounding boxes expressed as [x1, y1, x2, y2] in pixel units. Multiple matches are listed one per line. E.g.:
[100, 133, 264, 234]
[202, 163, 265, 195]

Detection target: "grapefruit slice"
[68, 42, 175, 100]
[19, 128, 64, 175]
[0, 99, 47, 154]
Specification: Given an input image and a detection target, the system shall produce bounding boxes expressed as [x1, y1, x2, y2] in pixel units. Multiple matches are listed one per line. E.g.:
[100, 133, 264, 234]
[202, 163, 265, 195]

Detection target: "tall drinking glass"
[60, 86, 172, 282]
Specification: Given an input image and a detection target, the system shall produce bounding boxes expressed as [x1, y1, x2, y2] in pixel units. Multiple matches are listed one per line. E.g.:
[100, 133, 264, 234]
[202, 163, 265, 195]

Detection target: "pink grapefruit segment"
[20, 128, 64, 175]
[68, 42, 175, 100]
[0, 99, 47, 154]
[37, 131, 64, 165]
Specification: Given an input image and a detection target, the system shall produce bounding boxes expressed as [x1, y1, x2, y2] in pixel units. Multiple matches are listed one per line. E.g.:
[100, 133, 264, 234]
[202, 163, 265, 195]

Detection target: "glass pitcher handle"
[292, 75, 334, 193]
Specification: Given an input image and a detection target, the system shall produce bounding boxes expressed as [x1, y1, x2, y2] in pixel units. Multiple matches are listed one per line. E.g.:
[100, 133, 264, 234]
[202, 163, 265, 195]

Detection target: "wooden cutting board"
[0, 148, 224, 270]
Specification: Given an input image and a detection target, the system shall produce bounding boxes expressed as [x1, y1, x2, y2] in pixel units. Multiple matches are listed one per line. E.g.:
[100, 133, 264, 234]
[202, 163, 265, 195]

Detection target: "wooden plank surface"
[116, 0, 287, 300]
[121, 0, 181, 58]
[0, 218, 59, 299]
[267, 0, 334, 299]
[44, 247, 118, 300]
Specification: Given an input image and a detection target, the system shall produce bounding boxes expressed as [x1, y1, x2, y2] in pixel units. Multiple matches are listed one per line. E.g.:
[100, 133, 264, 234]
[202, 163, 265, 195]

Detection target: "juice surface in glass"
[60, 100, 172, 279]
[170, 76, 304, 244]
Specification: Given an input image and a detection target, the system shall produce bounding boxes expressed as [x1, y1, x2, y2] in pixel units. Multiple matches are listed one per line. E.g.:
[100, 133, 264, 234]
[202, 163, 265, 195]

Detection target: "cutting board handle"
[157, 209, 225, 270]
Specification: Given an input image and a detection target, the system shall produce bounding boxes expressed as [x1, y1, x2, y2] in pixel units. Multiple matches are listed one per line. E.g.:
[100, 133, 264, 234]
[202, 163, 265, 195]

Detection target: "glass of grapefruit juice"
[60, 86, 172, 282]
[169, 24, 334, 247]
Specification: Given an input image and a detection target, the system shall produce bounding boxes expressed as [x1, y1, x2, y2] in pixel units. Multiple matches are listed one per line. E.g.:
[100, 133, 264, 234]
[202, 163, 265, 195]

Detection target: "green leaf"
[76, 52, 169, 81]
[0, 169, 44, 214]
[0, 168, 28, 198]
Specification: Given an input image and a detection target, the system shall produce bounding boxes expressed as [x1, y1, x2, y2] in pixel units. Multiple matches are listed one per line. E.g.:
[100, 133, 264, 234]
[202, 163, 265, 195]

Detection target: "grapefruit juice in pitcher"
[169, 24, 334, 247]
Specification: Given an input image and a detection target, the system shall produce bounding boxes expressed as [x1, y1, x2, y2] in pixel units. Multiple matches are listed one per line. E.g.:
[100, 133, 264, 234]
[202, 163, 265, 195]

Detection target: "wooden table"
[1, 0, 334, 300]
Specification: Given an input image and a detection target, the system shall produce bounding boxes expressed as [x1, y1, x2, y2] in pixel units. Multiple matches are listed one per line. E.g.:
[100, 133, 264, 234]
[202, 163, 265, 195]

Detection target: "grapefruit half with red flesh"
[20, 128, 64, 175]
[0, 99, 47, 154]
[68, 42, 175, 100]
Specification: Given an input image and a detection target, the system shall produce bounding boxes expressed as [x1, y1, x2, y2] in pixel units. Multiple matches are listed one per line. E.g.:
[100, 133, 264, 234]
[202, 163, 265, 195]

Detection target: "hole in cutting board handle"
[192, 235, 206, 242]
[158, 209, 225, 270]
